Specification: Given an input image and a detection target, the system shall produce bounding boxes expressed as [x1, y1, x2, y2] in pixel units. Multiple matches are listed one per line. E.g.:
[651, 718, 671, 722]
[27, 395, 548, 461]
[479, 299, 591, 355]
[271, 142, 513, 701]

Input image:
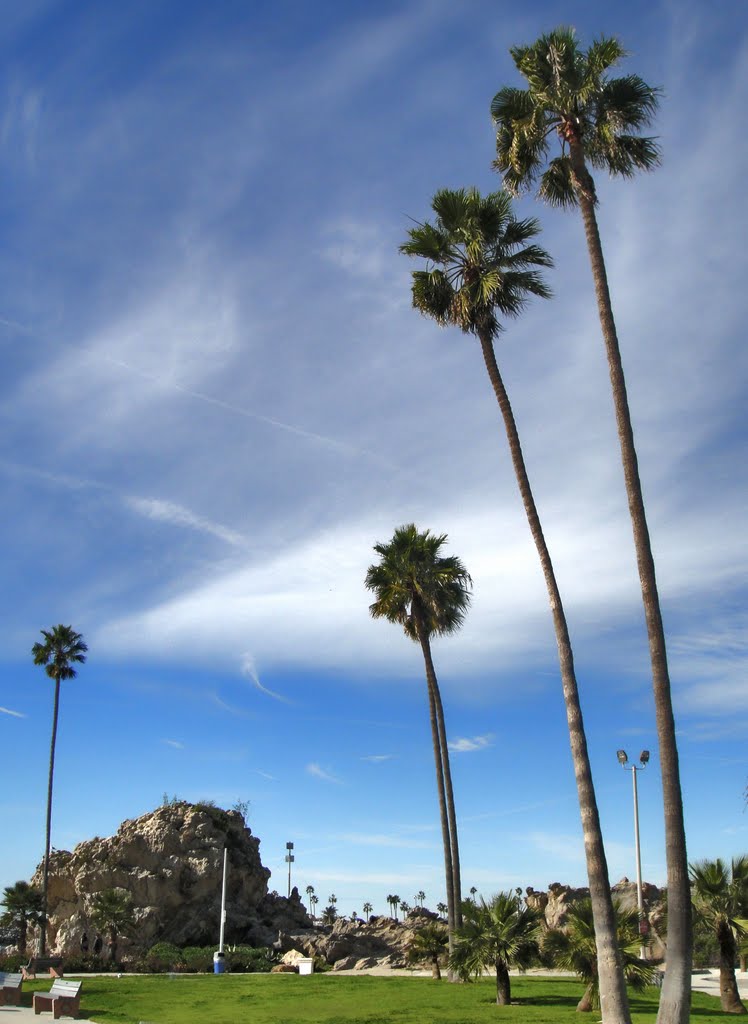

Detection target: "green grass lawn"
[25, 974, 726, 1024]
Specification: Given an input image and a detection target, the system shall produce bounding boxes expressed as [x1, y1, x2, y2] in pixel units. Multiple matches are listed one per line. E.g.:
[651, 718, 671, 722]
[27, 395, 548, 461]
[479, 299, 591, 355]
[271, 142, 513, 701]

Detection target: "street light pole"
[285, 842, 295, 898]
[616, 749, 650, 959]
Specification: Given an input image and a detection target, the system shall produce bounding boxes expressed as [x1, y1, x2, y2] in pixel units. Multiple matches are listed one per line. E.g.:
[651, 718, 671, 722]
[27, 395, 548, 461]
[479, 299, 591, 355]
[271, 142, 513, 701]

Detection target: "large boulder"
[30, 802, 311, 955]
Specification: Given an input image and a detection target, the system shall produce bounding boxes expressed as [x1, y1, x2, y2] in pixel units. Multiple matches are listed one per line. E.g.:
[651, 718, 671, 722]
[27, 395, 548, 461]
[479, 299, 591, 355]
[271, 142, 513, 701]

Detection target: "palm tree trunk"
[478, 331, 631, 1024]
[496, 960, 511, 1005]
[568, 141, 692, 1024]
[429, 678, 463, 926]
[577, 983, 595, 1012]
[414, 615, 456, 964]
[717, 924, 746, 1014]
[41, 676, 61, 955]
[432, 955, 441, 980]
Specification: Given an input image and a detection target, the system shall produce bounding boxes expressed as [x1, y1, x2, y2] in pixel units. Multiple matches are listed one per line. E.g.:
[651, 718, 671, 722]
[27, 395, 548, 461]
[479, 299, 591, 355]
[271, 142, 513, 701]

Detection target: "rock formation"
[30, 801, 311, 955]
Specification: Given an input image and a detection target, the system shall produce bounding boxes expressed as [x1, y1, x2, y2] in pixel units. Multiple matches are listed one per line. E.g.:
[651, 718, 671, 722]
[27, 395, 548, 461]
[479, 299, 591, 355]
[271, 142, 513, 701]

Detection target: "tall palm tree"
[449, 892, 540, 1004]
[416, 890, 426, 908]
[401, 187, 631, 1024]
[408, 922, 450, 979]
[310, 893, 319, 920]
[690, 857, 748, 1014]
[0, 881, 43, 953]
[391, 894, 401, 922]
[32, 624, 88, 954]
[89, 888, 136, 964]
[543, 898, 658, 1012]
[363, 901, 373, 919]
[305, 884, 315, 918]
[366, 525, 471, 955]
[491, 32, 690, 1024]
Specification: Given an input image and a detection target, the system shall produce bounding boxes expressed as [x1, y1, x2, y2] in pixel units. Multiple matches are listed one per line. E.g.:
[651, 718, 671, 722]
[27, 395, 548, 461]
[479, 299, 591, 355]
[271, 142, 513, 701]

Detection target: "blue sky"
[1, 0, 746, 921]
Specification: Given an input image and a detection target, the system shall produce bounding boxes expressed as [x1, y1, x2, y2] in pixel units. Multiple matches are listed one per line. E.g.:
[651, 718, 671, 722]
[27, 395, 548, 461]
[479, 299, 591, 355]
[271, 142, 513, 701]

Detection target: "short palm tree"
[408, 922, 450, 979]
[89, 888, 136, 963]
[690, 857, 748, 1014]
[321, 904, 338, 925]
[543, 899, 657, 1012]
[32, 624, 88, 954]
[449, 892, 540, 1004]
[402, 188, 630, 1022]
[366, 525, 470, 954]
[491, 33, 690, 1024]
[0, 881, 43, 953]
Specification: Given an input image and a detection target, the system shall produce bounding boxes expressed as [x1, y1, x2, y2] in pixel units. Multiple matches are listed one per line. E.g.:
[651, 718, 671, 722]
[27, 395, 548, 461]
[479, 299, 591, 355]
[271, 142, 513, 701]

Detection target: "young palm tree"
[89, 888, 136, 964]
[690, 857, 748, 1014]
[491, 33, 690, 1024]
[366, 525, 471, 955]
[32, 624, 88, 954]
[543, 898, 658, 1012]
[408, 922, 450, 979]
[401, 187, 630, 1024]
[0, 881, 43, 953]
[449, 892, 540, 1004]
[321, 904, 338, 925]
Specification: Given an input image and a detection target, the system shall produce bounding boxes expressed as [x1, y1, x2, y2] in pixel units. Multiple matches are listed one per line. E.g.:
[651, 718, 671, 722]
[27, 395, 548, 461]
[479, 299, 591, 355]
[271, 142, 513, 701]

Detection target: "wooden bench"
[33, 979, 82, 1019]
[0, 971, 23, 1006]
[22, 956, 64, 979]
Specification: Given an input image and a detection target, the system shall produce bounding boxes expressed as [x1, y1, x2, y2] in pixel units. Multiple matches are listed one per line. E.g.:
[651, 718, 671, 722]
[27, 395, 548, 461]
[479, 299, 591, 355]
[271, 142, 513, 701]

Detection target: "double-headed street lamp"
[617, 749, 649, 957]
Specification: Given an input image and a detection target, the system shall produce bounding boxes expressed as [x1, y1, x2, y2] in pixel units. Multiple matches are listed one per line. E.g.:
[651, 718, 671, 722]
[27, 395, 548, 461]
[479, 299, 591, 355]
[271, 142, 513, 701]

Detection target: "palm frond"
[538, 157, 578, 208]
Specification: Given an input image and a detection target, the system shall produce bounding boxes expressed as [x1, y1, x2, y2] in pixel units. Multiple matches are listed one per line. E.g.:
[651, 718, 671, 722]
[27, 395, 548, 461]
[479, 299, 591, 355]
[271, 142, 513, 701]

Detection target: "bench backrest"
[49, 980, 81, 999]
[0, 973, 23, 989]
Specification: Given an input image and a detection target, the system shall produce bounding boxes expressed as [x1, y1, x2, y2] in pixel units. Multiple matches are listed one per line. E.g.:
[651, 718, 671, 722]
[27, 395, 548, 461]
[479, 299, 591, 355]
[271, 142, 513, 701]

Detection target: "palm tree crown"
[32, 625, 88, 681]
[365, 523, 472, 642]
[491, 27, 661, 207]
[400, 187, 551, 345]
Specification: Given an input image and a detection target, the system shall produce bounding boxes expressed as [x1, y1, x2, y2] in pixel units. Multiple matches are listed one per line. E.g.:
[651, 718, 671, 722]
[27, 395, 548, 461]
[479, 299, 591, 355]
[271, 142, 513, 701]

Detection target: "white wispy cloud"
[449, 734, 494, 753]
[126, 496, 246, 547]
[360, 754, 396, 763]
[240, 654, 290, 704]
[306, 763, 342, 784]
[162, 739, 184, 749]
[337, 832, 436, 850]
[0, 706, 25, 718]
[254, 770, 276, 781]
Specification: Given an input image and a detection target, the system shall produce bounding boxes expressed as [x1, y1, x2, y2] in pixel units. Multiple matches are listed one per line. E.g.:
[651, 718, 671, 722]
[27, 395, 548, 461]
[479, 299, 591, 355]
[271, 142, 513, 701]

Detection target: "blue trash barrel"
[213, 951, 225, 974]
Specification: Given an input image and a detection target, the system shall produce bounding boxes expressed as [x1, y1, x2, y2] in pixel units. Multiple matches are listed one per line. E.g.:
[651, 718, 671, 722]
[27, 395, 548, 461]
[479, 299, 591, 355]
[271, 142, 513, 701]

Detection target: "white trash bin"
[297, 958, 314, 975]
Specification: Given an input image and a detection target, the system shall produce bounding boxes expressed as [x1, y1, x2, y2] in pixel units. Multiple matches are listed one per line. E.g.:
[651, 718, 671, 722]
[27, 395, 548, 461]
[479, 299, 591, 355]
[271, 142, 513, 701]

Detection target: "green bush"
[60, 953, 117, 973]
[0, 953, 24, 972]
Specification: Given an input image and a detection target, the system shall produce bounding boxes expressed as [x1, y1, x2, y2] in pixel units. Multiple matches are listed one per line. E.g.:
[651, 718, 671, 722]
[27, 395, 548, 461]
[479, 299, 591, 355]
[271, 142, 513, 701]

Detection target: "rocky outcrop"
[278, 908, 438, 970]
[31, 802, 311, 956]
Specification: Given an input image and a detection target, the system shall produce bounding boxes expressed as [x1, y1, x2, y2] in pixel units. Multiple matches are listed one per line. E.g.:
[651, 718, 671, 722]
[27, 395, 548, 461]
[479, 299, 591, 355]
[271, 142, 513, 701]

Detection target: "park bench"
[0, 971, 23, 1005]
[22, 956, 64, 979]
[33, 979, 82, 1019]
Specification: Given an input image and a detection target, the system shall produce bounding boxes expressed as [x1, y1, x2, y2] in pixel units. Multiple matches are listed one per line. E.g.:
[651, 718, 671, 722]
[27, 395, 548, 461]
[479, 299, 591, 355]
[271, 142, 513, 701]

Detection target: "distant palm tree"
[437, 902, 448, 919]
[310, 894, 319, 920]
[543, 899, 657, 1012]
[449, 892, 540, 1004]
[321, 904, 338, 925]
[469, 887, 478, 902]
[491, 32, 690, 1024]
[690, 857, 748, 1014]
[366, 525, 471, 954]
[402, 188, 628, 1017]
[328, 894, 337, 906]
[0, 881, 43, 953]
[392, 895, 401, 922]
[408, 922, 450, 979]
[400, 901, 412, 917]
[363, 901, 373, 919]
[32, 624, 87, 954]
[305, 885, 315, 916]
[416, 891, 426, 908]
[89, 888, 136, 964]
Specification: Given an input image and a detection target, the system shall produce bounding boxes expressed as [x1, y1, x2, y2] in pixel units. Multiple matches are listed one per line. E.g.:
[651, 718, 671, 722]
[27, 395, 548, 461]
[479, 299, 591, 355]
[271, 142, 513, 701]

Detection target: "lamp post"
[617, 749, 649, 958]
[285, 842, 295, 898]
